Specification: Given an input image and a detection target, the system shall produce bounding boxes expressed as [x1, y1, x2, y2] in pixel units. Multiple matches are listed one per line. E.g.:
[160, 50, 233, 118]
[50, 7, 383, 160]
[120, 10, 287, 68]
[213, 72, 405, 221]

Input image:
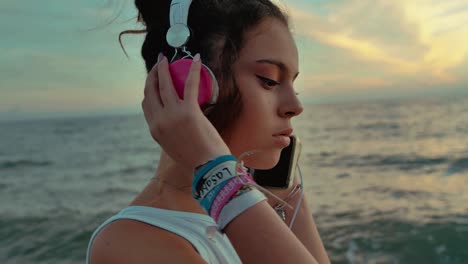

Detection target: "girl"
[87, 0, 329, 263]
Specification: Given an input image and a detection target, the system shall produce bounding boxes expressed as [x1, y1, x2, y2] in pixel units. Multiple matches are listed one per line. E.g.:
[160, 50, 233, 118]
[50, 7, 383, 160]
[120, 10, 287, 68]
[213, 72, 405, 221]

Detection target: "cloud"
[405, 0, 468, 77]
[284, 0, 468, 92]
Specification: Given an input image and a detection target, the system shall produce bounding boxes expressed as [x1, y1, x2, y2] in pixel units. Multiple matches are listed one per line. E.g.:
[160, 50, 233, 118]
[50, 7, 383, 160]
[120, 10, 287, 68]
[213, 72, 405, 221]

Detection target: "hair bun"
[135, 0, 171, 32]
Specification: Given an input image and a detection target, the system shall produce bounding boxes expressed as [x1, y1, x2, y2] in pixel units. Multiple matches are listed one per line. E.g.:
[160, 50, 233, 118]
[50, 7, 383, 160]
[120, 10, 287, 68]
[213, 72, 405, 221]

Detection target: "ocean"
[1, 95, 467, 264]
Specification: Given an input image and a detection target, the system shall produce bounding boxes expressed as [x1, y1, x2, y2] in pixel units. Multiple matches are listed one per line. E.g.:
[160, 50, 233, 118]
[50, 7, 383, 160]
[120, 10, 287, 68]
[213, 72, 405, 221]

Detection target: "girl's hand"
[141, 53, 231, 170]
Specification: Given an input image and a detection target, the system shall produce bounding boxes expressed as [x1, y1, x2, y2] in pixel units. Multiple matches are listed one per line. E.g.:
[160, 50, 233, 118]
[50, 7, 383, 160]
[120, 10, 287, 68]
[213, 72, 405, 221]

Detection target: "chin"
[242, 150, 281, 170]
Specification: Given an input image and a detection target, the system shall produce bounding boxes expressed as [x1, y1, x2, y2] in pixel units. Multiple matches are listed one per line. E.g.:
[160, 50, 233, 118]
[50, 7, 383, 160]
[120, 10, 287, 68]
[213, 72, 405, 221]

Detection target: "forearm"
[224, 200, 318, 264]
[285, 194, 330, 264]
[265, 186, 330, 264]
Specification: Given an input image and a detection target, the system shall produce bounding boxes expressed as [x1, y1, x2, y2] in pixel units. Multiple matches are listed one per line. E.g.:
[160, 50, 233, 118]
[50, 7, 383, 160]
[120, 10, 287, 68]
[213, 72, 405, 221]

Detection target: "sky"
[1, 0, 468, 121]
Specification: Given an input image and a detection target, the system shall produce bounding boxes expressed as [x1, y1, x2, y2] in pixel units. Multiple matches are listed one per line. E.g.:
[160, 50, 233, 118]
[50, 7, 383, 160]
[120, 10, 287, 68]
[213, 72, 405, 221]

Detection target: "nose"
[278, 87, 303, 118]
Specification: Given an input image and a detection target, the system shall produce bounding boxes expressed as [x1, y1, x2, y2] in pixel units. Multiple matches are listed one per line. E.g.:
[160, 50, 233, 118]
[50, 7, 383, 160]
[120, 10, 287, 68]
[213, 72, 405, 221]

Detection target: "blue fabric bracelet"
[192, 155, 237, 198]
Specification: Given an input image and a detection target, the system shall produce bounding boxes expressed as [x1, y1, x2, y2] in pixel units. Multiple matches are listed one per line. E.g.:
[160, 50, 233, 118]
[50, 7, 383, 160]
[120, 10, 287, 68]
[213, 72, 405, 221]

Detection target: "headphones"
[166, 0, 219, 107]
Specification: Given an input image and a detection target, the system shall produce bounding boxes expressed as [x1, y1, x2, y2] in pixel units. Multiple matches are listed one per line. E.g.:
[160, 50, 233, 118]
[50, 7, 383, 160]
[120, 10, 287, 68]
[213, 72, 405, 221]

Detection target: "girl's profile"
[86, 0, 330, 263]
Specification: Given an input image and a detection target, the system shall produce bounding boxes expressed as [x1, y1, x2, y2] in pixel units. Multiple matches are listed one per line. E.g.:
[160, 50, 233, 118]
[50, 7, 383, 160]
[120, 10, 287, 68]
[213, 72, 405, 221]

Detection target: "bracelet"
[199, 178, 232, 213]
[192, 155, 237, 199]
[192, 155, 267, 230]
[199, 166, 254, 215]
[209, 173, 254, 222]
[217, 188, 267, 230]
[196, 160, 237, 199]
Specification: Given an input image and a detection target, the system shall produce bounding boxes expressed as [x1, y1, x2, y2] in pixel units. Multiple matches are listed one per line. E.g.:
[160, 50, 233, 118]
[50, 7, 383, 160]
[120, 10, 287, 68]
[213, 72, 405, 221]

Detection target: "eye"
[255, 75, 280, 88]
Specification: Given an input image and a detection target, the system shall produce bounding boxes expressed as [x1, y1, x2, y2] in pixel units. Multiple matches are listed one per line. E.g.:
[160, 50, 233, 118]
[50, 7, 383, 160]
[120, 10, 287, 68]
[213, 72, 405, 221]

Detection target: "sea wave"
[320, 217, 468, 264]
[98, 164, 154, 178]
[360, 186, 433, 199]
[0, 160, 53, 170]
[0, 213, 113, 264]
[119, 165, 154, 175]
[446, 158, 468, 175]
[356, 122, 401, 131]
[311, 153, 449, 171]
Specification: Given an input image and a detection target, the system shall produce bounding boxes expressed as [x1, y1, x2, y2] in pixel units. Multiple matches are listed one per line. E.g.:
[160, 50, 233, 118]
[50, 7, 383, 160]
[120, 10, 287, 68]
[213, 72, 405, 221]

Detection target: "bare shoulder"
[89, 219, 207, 264]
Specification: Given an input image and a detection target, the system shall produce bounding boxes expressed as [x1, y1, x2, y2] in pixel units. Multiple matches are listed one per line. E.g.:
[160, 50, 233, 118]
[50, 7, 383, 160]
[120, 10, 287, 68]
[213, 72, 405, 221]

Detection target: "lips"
[273, 128, 293, 137]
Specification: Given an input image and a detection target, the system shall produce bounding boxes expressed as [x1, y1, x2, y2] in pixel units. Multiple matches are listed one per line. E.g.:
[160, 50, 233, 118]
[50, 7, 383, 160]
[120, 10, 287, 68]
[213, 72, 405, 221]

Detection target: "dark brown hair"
[120, 0, 289, 138]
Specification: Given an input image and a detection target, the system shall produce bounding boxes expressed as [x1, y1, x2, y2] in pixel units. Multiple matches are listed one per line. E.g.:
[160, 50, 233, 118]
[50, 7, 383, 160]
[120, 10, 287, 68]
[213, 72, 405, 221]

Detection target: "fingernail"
[157, 52, 164, 63]
[193, 53, 200, 62]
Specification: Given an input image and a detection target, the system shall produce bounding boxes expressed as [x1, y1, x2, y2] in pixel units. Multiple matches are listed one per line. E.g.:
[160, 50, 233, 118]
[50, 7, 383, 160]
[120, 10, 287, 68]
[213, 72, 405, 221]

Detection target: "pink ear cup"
[168, 59, 213, 106]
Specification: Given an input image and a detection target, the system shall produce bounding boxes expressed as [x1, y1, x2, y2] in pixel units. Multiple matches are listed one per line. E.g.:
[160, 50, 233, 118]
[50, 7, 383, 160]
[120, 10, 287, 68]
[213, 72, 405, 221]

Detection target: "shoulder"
[89, 219, 207, 264]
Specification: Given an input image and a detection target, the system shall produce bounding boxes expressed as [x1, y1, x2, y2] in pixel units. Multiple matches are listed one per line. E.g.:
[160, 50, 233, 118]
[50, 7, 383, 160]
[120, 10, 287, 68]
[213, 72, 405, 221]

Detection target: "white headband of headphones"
[170, 0, 193, 26]
[167, 0, 193, 48]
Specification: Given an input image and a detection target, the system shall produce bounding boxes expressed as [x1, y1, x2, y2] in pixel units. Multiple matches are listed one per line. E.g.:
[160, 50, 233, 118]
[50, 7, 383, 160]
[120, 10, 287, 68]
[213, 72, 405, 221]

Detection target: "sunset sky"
[1, 0, 468, 120]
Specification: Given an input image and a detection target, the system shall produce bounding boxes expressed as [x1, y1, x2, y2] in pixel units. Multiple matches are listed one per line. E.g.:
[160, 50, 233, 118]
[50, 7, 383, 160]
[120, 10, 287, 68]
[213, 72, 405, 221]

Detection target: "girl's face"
[225, 18, 303, 169]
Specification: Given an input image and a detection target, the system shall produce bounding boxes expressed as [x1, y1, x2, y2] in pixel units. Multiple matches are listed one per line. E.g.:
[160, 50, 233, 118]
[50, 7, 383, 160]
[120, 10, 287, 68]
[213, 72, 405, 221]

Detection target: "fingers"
[184, 53, 202, 105]
[142, 53, 164, 132]
[143, 52, 202, 117]
[158, 55, 180, 107]
[144, 60, 162, 110]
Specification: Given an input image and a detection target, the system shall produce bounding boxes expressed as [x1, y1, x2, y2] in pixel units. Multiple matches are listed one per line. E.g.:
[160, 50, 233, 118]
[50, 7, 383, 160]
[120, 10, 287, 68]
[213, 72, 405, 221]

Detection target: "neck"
[130, 151, 206, 215]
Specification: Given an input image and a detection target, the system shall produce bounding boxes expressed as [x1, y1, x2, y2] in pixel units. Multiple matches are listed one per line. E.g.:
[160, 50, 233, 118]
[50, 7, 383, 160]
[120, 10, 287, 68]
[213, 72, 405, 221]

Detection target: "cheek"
[236, 78, 263, 118]
[239, 97, 268, 126]
[230, 73, 275, 137]
[244, 95, 275, 120]
[228, 101, 264, 147]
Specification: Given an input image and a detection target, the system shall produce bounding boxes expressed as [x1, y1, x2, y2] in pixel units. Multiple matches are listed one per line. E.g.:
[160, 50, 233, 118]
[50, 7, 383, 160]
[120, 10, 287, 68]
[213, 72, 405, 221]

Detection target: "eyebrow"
[255, 59, 300, 80]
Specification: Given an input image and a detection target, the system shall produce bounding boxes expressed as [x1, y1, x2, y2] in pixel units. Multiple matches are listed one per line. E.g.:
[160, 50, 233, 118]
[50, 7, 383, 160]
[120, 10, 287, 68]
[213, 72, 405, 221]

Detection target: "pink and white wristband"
[209, 173, 252, 222]
[216, 189, 266, 230]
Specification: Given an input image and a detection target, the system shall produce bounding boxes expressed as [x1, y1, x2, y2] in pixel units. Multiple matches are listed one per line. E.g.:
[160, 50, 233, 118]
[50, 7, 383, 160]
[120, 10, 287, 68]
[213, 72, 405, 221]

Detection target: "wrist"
[193, 146, 231, 170]
[192, 156, 267, 229]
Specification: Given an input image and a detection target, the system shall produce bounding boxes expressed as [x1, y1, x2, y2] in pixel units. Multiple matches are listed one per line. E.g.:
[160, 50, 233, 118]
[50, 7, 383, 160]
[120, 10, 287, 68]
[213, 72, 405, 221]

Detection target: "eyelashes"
[255, 74, 280, 88]
[255, 74, 300, 95]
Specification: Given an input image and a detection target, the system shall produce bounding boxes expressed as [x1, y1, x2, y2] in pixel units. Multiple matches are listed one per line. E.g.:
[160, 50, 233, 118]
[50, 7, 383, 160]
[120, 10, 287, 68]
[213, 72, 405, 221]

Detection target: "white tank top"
[86, 206, 242, 264]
